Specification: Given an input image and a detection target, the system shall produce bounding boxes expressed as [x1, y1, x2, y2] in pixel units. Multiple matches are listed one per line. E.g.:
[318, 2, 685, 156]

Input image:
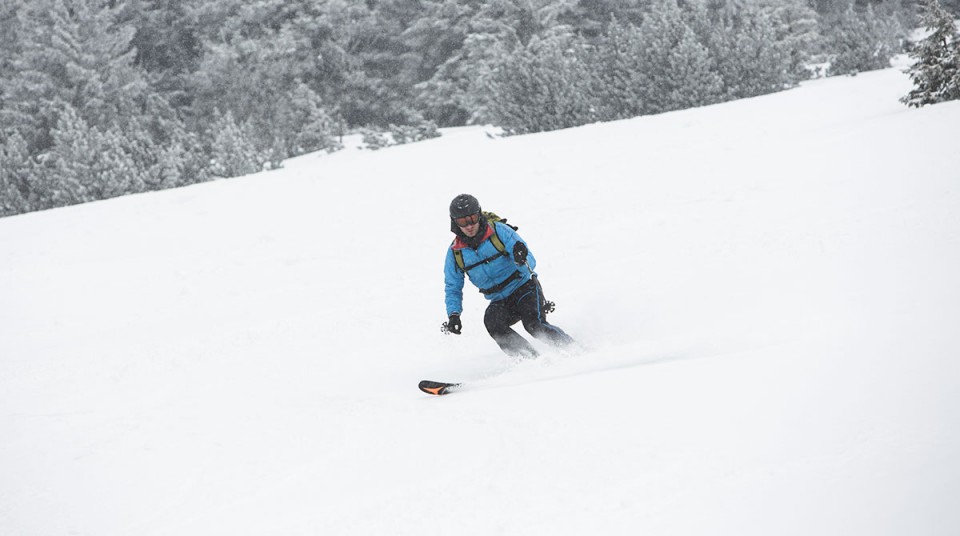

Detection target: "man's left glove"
[513, 241, 528, 265]
[441, 313, 462, 335]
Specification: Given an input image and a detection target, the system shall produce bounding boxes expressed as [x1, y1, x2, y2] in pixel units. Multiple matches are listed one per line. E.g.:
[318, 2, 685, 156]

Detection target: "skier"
[442, 193, 574, 358]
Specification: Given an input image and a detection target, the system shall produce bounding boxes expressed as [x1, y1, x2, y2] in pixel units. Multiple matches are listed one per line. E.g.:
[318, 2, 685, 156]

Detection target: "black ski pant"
[484, 278, 574, 358]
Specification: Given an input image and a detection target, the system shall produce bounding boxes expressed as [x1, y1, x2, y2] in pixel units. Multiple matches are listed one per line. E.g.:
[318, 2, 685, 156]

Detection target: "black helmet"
[449, 194, 481, 219]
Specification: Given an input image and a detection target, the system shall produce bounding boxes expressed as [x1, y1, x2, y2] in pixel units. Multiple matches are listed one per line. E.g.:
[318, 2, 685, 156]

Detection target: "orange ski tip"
[420, 380, 459, 395]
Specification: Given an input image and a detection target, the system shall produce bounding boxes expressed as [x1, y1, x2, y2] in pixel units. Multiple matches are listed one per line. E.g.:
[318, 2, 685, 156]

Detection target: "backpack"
[483, 211, 518, 231]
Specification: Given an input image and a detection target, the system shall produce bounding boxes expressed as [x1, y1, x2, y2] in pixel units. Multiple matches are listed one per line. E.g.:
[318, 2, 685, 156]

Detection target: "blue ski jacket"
[444, 221, 536, 316]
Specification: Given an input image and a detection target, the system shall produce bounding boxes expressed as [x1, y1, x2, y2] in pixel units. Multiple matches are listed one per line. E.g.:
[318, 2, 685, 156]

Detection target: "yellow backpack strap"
[453, 249, 466, 272]
[488, 223, 508, 257]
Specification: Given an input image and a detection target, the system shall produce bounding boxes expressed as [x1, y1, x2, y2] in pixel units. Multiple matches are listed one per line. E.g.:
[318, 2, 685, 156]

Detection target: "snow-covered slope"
[2, 67, 959, 535]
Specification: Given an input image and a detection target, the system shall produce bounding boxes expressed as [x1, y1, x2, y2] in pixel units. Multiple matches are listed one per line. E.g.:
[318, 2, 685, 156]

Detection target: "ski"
[418, 380, 462, 396]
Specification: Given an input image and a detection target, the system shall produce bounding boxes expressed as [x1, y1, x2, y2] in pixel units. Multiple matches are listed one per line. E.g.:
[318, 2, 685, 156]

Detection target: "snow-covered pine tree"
[634, 0, 722, 115]
[583, 18, 646, 122]
[122, 94, 194, 192]
[38, 0, 145, 132]
[33, 103, 96, 207]
[690, 0, 816, 100]
[901, 0, 960, 107]
[825, 3, 903, 76]
[275, 82, 341, 160]
[485, 37, 595, 134]
[0, 131, 32, 217]
[207, 110, 264, 179]
[42, 103, 144, 207]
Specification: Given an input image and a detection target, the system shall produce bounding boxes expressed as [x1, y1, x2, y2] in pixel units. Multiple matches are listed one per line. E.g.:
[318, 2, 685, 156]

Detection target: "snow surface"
[2, 66, 960, 535]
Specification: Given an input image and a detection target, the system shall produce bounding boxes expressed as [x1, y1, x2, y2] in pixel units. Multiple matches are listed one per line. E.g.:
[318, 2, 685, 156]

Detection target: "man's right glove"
[441, 313, 462, 335]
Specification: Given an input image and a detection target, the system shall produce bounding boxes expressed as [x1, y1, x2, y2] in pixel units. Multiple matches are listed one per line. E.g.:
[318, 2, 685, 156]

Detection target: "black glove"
[513, 241, 528, 265]
[442, 313, 462, 335]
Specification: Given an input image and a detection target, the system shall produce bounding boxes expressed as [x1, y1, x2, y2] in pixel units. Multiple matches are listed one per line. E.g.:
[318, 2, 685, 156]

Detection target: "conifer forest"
[1, 0, 958, 217]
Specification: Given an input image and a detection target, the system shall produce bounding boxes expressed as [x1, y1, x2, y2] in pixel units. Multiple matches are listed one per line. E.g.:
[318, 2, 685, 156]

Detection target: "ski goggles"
[454, 213, 480, 227]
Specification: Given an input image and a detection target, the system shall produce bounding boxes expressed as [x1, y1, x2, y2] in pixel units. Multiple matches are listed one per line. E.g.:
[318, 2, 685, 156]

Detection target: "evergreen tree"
[301, 0, 379, 126]
[713, 11, 787, 98]
[485, 37, 595, 134]
[207, 110, 264, 179]
[421, 0, 578, 125]
[39, 102, 144, 207]
[901, 0, 960, 106]
[118, 94, 194, 191]
[124, 0, 203, 97]
[825, 3, 903, 75]
[422, 29, 515, 125]
[583, 18, 646, 121]
[694, 0, 815, 100]
[634, 0, 723, 114]
[22, 0, 147, 136]
[188, 0, 342, 161]
[763, 0, 820, 83]
[0, 131, 32, 216]
[405, 0, 478, 125]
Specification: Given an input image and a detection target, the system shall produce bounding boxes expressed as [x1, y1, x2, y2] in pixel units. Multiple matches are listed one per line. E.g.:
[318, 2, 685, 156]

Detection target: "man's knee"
[521, 318, 540, 335]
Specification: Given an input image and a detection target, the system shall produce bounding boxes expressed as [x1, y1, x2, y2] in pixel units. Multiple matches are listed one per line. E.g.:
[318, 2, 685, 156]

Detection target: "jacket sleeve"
[444, 247, 465, 316]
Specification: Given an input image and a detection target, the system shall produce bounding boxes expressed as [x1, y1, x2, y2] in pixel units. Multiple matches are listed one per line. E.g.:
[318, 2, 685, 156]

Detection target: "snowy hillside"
[2, 66, 959, 535]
